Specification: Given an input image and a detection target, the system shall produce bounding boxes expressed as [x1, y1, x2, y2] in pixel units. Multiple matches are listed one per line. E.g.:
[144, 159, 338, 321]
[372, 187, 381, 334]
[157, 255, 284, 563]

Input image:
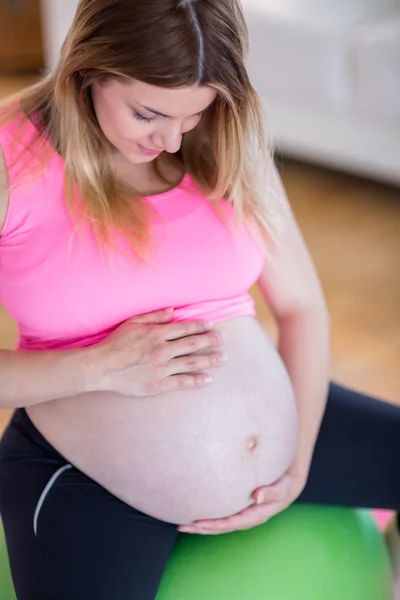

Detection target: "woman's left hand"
[178, 467, 308, 535]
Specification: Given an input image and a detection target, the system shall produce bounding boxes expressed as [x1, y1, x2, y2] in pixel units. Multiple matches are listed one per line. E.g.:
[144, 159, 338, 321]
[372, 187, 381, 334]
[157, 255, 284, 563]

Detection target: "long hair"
[0, 0, 279, 254]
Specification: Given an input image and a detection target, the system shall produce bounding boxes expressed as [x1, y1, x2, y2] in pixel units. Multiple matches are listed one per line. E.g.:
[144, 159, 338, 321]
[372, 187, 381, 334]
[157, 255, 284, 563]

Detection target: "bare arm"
[0, 146, 99, 408]
[257, 164, 330, 477]
[0, 314, 226, 409]
[0, 346, 104, 408]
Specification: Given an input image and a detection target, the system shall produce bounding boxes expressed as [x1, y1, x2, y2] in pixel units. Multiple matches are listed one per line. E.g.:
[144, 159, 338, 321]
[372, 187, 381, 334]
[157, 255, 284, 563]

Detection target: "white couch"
[40, 0, 80, 67]
[40, 0, 400, 185]
[243, 0, 400, 185]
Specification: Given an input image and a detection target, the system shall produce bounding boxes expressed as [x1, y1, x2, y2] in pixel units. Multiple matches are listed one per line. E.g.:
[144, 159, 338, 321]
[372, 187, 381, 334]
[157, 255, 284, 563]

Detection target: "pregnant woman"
[0, 1, 399, 599]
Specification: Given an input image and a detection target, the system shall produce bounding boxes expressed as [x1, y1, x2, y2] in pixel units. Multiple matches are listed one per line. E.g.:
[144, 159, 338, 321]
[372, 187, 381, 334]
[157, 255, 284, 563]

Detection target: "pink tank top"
[0, 116, 265, 352]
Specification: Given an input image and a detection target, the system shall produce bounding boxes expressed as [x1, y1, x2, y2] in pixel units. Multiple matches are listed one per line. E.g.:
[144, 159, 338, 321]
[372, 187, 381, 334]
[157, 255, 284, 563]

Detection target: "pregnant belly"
[27, 317, 298, 525]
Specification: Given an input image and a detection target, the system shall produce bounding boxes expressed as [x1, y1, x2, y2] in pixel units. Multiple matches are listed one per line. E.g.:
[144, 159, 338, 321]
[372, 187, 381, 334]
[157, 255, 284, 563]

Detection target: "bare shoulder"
[0, 143, 9, 234]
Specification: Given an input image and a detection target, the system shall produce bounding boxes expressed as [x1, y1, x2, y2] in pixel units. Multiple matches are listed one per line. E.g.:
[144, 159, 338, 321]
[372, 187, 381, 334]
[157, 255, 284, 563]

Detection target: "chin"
[122, 152, 157, 165]
[135, 155, 158, 163]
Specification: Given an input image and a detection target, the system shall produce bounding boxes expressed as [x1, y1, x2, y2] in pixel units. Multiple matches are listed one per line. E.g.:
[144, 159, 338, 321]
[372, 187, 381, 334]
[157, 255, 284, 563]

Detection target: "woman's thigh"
[297, 382, 400, 510]
[0, 410, 178, 600]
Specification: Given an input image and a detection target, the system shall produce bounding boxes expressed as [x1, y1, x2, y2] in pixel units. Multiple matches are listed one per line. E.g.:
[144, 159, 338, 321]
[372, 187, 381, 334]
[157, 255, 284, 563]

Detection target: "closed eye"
[133, 112, 157, 124]
[133, 108, 207, 124]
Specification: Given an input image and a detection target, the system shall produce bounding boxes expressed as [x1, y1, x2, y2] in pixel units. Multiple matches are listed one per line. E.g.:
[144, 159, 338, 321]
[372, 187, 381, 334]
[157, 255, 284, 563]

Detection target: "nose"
[152, 123, 183, 154]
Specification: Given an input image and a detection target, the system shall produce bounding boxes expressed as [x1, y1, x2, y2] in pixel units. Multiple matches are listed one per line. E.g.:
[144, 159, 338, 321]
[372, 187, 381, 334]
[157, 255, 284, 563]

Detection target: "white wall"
[40, 0, 80, 69]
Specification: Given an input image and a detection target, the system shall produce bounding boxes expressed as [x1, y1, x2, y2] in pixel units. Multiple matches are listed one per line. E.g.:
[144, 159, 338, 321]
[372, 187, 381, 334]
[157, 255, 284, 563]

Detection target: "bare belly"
[27, 317, 298, 525]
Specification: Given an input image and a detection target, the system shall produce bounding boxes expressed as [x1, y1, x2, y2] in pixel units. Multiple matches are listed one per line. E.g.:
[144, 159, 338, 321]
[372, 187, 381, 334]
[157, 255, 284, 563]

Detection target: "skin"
[89, 78, 330, 534]
[91, 79, 217, 184]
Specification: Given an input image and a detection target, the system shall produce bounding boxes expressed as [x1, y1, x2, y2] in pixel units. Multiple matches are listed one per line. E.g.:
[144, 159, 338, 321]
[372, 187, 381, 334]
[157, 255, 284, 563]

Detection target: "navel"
[246, 435, 259, 452]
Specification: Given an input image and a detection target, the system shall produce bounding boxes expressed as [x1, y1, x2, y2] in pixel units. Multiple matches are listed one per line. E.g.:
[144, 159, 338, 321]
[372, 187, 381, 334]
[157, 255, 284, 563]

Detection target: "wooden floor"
[0, 75, 399, 433]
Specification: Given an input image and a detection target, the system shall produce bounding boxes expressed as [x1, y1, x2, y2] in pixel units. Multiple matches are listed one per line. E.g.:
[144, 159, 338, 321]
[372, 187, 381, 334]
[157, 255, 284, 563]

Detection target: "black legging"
[0, 382, 399, 600]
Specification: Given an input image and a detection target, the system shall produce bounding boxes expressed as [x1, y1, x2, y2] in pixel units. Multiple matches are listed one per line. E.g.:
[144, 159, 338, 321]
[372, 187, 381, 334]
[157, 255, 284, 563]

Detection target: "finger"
[179, 527, 219, 535]
[195, 503, 277, 532]
[183, 529, 233, 535]
[194, 516, 247, 532]
[194, 504, 257, 529]
[166, 351, 227, 376]
[181, 525, 234, 535]
[179, 523, 238, 535]
[165, 331, 225, 362]
[253, 476, 290, 505]
[162, 372, 213, 393]
[129, 308, 174, 325]
[164, 320, 218, 342]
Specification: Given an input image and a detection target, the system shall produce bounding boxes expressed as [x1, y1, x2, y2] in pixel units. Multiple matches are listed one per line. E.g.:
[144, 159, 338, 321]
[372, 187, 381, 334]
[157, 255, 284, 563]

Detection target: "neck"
[111, 152, 185, 195]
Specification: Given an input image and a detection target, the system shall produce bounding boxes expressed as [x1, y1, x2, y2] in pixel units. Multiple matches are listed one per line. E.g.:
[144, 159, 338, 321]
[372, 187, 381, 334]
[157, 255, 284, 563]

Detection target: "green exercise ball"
[156, 506, 393, 600]
[0, 507, 393, 600]
[0, 521, 16, 600]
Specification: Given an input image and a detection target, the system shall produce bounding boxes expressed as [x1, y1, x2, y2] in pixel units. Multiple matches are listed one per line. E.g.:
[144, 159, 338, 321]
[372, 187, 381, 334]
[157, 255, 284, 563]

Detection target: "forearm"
[277, 304, 330, 475]
[0, 347, 100, 409]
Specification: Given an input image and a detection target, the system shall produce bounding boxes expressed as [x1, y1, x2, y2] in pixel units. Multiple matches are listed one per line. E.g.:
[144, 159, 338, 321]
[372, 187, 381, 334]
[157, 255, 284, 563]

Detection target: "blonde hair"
[0, 0, 279, 254]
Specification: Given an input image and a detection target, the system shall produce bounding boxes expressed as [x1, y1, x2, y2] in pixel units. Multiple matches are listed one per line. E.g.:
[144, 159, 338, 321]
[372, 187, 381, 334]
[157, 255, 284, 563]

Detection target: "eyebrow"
[135, 101, 212, 119]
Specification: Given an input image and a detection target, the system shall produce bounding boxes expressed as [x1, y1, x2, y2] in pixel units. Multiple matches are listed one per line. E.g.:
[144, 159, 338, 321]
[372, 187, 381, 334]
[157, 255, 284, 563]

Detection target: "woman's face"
[91, 79, 217, 164]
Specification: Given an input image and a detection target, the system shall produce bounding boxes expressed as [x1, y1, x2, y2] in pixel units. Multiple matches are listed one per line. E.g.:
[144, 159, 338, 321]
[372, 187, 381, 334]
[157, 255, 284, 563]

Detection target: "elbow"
[277, 295, 331, 328]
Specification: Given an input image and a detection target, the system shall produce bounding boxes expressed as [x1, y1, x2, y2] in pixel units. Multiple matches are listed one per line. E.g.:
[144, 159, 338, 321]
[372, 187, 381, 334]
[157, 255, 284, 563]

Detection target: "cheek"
[115, 114, 142, 143]
[100, 106, 142, 146]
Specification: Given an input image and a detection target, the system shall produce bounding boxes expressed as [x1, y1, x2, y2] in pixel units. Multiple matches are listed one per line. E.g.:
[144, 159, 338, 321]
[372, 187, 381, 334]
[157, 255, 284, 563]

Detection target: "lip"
[138, 144, 162, 157]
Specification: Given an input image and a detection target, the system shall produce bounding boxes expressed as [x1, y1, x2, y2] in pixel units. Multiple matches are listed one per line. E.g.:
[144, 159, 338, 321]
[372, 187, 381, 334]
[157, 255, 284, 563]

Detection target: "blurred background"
[0, 0, 399, 433]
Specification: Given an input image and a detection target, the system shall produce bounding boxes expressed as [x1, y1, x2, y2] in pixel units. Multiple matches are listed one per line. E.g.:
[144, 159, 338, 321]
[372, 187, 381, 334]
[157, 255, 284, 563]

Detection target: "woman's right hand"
[94, 308, 227, 397]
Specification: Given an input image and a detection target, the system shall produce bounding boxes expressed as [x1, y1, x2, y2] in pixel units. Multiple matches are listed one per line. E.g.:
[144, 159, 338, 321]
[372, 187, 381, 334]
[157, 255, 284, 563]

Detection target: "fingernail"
[204, 321, 214, 330]
[203, 376, 213, 384]
[218, 353, 228, 362]
[256, 492, 266, 504]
